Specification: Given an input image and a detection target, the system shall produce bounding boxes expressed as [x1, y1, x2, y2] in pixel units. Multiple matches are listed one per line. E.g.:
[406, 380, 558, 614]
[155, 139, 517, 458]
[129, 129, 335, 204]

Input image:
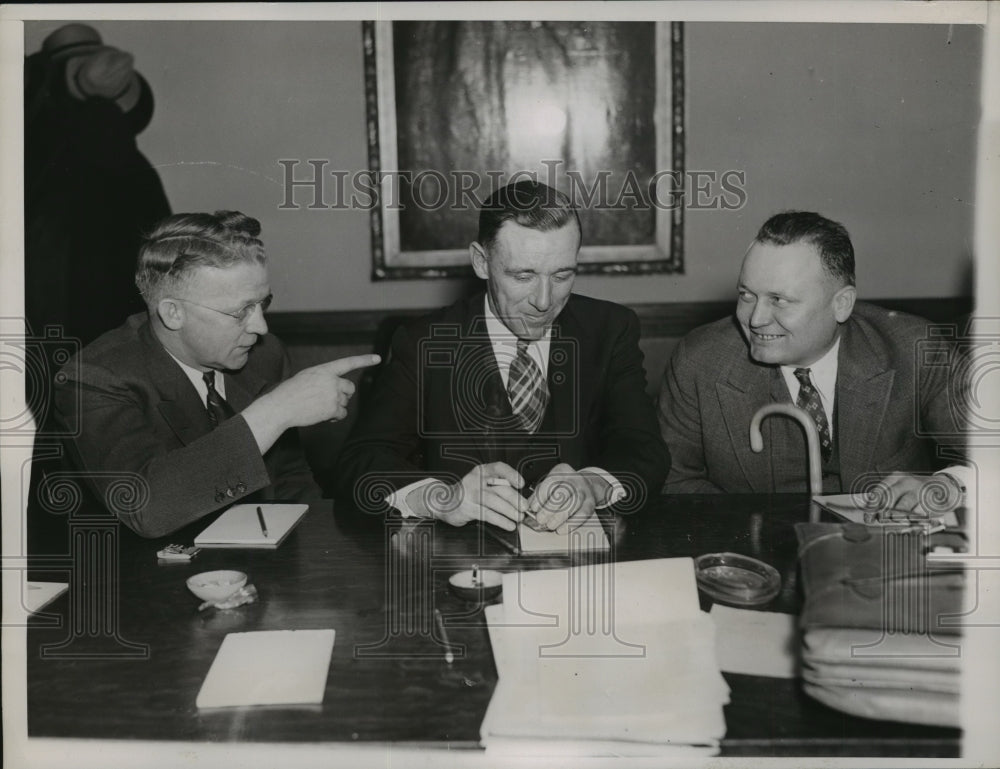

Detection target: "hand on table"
[527, 463, 604, 535]
[866, 471, 964, 515]
[411, 462, 526, 531]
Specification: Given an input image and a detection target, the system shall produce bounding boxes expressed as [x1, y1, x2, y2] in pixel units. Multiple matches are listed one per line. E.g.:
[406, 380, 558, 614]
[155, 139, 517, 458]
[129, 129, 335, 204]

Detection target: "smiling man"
[52, 210, 379, 537]
[658, 211, 968, 506]
[336, 181, 669, 532]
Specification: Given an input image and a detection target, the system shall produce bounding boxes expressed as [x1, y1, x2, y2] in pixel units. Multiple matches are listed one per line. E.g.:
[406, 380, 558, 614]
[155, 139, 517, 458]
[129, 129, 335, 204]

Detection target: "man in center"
[336, 181, 669, 532]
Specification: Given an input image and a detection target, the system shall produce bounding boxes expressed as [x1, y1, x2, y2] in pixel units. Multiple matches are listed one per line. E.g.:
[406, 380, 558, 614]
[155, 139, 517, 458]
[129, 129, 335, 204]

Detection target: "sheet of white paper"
[502, 557, 700, 627]
[484, 607, 728, 747]
[196, 629, 335, 708]
[710, 604, 800, 678]
[482, 560, 730, 750]
[517, 517, 610, 554]
[24, 581, 69, 614]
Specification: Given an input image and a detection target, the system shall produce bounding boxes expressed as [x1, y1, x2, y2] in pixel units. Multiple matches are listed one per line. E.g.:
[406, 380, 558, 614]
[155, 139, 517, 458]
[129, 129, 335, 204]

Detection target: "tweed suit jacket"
[335, 292, 670, 510]
[658, 302, 965, 493]
[53, 313, 320, 537]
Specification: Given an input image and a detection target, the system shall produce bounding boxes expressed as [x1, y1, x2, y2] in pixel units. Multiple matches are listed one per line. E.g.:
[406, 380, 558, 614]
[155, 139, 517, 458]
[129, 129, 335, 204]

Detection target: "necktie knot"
[793, 367, 812, 386]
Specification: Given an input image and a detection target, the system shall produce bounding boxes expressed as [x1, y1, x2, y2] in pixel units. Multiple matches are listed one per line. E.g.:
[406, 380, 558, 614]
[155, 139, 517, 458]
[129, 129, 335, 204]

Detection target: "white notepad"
[196, 629, 335, 709]
[517, 517, 610, 554]
[194, 503, 309, 548]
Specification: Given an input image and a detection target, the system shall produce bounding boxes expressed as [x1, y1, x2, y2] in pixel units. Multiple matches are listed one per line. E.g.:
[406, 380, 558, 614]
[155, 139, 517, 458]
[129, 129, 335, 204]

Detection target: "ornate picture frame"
[363, 20, 686, 280]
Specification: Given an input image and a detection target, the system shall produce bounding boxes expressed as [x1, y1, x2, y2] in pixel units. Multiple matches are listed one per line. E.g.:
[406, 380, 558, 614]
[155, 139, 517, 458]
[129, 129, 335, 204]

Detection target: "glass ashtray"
[694, 552, 781, 607]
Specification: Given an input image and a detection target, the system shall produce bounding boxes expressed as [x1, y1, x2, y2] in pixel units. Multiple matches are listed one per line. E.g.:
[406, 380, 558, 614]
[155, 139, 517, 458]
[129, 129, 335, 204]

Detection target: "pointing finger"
[324, 354, 382, 377]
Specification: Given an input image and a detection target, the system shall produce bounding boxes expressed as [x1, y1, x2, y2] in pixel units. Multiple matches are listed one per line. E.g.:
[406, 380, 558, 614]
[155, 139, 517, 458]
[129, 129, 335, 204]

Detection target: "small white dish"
[186, 570, 247, 603]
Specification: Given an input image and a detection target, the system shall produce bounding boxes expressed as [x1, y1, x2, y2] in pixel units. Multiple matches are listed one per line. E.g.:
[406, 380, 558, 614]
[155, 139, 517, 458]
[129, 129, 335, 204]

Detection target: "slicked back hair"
[135, 210, 266, 304]
[477, 180, 581, 252]
[754, 210, 856, 287]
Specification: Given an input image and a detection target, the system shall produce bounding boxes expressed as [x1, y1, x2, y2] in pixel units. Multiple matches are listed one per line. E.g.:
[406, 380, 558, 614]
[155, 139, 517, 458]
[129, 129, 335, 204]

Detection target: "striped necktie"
[507, 340, 548, 433]
[793, 367, 832, 462]
[203, 370, 235, 428]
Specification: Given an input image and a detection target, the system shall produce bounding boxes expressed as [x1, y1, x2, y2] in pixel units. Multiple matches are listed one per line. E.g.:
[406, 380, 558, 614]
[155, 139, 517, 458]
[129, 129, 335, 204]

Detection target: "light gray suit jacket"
[658, 302, 965, 493]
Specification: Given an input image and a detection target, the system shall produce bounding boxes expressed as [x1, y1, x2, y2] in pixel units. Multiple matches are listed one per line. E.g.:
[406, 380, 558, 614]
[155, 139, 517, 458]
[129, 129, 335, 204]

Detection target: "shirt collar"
[483, 294, 551, 380]
[165, 349, 225, 401]
[781, 336, 840, 407]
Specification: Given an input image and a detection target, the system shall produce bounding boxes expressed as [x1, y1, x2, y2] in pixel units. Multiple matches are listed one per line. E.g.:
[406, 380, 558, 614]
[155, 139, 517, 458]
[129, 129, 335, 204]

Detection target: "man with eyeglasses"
[52, 210, 380, 537]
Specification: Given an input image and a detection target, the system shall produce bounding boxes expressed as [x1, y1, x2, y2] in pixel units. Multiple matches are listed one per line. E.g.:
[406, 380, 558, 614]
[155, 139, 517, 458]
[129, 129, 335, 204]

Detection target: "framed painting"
[363, 20, 685, 279]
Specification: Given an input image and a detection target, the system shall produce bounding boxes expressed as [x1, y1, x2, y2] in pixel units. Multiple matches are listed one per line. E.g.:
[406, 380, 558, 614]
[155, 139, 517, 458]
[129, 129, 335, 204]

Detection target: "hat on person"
[41, 23, 142, 113]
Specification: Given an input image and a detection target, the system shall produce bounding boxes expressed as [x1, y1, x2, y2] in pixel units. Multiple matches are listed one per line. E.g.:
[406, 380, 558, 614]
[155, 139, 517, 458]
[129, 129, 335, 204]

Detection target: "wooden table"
[26, 494, 961, 757]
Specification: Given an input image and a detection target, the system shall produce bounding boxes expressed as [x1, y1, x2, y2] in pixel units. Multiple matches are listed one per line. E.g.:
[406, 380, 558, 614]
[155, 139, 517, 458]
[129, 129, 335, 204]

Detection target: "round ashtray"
[448, 568, 503, 601]
[186, 570, 247, 603]
[694, 552, 781, 607]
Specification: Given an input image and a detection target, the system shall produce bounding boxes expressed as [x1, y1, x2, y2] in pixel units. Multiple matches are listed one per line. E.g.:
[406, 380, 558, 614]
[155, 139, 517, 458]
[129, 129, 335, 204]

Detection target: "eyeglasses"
[175, 293, 273, 324]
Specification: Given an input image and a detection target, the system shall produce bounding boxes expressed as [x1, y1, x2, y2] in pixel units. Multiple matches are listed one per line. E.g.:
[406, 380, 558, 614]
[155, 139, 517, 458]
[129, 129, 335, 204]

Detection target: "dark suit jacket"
[658, 302, 965, 493]
[335, 293, 669, 510]
[53, 313, 320, 537]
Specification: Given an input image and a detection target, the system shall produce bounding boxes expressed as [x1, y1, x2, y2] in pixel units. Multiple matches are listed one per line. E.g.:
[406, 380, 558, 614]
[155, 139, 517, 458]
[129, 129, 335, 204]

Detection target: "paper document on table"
[502, 556, 700, 625]
[484, 607, 725, 755]
[196, 629, 334, 708]
[481, 558, 728, 755]
[517, 517, 610, 554]
[24, 581, 69, 614]
[813, 493, 959, 527]
[194, 503, 308, 548]
[710, 604, 800, 678]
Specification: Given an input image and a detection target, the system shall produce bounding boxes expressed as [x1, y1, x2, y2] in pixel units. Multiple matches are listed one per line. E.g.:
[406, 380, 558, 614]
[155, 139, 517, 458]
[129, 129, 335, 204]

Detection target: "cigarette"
[434, 608, 454, 665]
[486, 477, 538, 521]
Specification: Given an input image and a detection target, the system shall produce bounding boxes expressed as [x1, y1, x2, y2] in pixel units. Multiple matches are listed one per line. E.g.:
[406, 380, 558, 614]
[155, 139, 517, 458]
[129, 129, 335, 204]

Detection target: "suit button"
[226, 488, 235, 498]
[236, 483, 246, 494]
[214, 491, 225, 503]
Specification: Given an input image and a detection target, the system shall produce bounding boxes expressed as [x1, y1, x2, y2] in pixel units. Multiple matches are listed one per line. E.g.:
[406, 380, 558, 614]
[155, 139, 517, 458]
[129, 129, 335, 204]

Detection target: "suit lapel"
[226, 364, 268, 412]
[835, 319, 894, 486]
[138, 320, 214, 445]
[717, 356, 782, 493]
[459, 301, 512, 466]
[545, 306, 582, 438]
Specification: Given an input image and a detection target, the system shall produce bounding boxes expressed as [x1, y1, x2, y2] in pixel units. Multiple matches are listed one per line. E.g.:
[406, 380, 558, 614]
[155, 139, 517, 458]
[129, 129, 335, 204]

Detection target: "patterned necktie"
[203, 370, 235, 428]
[507, 340, 548, 433]
[793, 367, 832, 463]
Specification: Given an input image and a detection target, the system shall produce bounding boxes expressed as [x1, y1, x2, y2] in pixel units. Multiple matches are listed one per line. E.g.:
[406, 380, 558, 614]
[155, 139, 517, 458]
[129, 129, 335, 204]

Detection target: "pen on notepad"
[256, 506, 269, 538]
[482, 523, 520, 555]
[434, 608, 454, 665]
